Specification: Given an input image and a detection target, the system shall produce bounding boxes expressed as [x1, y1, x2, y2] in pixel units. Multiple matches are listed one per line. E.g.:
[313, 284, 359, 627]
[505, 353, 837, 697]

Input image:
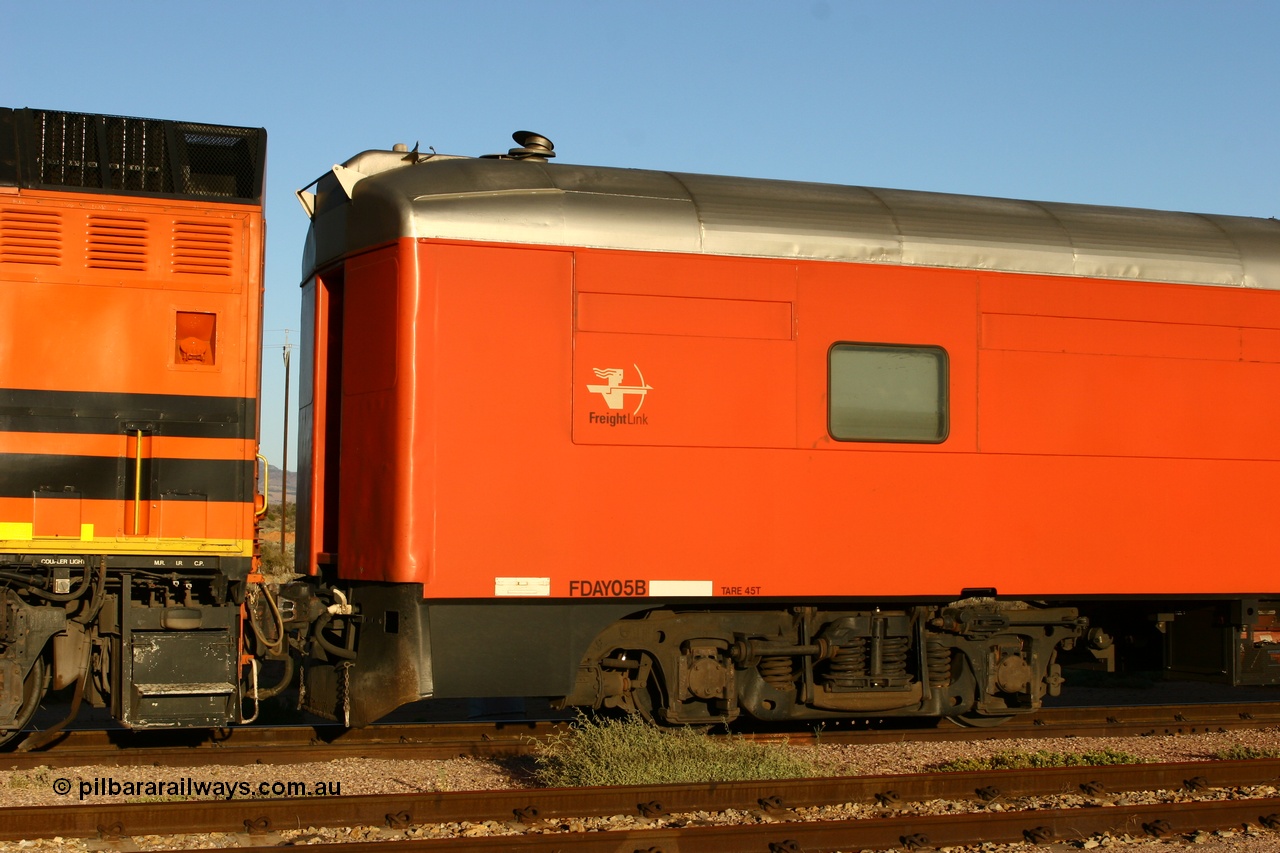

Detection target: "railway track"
[4, 700, 1280, 849]
[4, 757, 1280, 849]
[3, 700, 1278, 770]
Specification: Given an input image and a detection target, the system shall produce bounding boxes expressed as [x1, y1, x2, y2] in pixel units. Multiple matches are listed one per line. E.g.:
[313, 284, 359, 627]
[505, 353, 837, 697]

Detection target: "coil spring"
[926, 640, 952, 688]
[758, 655, 795, 691]
[823, 637, 868, 688]
[880, 636, 909, 679]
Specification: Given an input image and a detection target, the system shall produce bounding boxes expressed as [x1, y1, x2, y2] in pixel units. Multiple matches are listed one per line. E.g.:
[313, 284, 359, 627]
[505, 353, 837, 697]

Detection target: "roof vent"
[483, 131, 555, 162]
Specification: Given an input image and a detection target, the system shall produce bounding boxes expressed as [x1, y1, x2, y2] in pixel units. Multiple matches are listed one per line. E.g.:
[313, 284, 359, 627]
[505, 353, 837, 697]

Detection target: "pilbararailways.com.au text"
[54, 776, 341, 800]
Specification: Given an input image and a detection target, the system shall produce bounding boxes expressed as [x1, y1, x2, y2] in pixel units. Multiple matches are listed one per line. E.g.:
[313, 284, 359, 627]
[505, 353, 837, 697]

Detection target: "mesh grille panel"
[104, 117, 170, 193]
[33, 112, 103, 189]
[177, 125, 259, 199]
[2, 108, 264, 203]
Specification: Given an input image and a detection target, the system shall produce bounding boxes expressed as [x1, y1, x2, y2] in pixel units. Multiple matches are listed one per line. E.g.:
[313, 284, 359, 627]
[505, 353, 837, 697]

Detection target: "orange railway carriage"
[294, 134, 1280, 727]
[0, 109, 265, 742]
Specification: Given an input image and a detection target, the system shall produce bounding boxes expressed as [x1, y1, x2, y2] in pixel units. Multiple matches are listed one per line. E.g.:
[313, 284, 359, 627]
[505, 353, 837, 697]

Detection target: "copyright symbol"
[52, 778, 72, 796]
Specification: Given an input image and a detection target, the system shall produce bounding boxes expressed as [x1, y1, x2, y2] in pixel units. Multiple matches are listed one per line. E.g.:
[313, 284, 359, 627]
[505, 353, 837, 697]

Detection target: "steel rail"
[5, 758, 1280, 843]
[0, 721, 551, 768]
[4, 701, 1279, 770]
[182, 798, 1280, 853]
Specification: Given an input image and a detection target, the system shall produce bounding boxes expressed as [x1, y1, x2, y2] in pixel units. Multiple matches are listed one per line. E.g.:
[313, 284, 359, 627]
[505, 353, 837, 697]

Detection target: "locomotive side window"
[828, 343, 948, 442]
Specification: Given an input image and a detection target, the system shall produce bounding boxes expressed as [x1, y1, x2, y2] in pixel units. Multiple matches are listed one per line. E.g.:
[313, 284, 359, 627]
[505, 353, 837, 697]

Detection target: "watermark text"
[53, 776, 341, 800]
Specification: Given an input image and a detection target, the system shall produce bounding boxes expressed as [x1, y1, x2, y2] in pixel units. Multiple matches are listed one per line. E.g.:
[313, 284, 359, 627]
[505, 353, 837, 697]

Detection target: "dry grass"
[530, 713, 825, 787]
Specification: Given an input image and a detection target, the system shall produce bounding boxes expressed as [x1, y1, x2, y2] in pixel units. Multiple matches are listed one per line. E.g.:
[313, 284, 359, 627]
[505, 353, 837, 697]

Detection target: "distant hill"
[265, 465, 296, 502]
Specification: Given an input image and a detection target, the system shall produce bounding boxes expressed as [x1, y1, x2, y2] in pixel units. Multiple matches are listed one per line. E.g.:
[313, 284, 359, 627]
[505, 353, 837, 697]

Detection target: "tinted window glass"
[829, 344, 947, 442]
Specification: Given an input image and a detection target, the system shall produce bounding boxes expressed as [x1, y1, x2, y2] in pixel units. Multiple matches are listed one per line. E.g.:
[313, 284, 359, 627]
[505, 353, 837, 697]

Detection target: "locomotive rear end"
[0, 108, 266, 743]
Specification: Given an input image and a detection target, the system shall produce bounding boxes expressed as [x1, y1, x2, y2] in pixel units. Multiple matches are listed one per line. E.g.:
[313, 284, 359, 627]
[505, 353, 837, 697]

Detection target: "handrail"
[133, 429, 143, 534]
[256, 454, 269, 518]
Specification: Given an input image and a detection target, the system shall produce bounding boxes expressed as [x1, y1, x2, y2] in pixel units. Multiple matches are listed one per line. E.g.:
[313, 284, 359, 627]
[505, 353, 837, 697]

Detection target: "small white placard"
[647, 580, 714, 597]
[494, 577, 551, 597]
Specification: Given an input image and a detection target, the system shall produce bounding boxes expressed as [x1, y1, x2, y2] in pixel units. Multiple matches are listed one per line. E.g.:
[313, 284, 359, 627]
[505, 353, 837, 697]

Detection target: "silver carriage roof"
[299, 142, 1280, 290]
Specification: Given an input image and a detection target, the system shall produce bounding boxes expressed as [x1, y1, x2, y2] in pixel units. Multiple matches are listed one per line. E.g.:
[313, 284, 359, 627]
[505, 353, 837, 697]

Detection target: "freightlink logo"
[586, 365, 652, 426]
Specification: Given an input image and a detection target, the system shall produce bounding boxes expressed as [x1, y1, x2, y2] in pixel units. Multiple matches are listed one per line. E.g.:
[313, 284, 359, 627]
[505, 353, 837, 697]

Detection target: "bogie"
[559, 603, 1083, 725]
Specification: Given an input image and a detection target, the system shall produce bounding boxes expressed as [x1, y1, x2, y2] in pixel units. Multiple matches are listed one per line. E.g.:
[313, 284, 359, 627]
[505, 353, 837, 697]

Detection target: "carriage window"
[829, 344, 948, 442]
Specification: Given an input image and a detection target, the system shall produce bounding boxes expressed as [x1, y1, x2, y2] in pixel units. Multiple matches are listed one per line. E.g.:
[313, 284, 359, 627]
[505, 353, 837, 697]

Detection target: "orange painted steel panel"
[1242, 327, 1280, 362]
[796, 261, 979, 453]
[300, 265, 344, 577]
[421, 243, 573, 586]
[341, 252, 399, 396]
[576, 292, 793, 341]
[0, 191, 249, 293]
[298, 275, 332, 577]
[0, 192, 262, 401]
[979, 273, 1280, 329]
[572, 332, 797, 448]
[1, 184, 263, 561]
[572, 250, 798, 448]
[157, 495, 209, 540]
[335, 249, 404, 581]
[32, 494, 81, 538]
[322, 239, 1280, 600]
[0, 283, 254, 397]
[978, 348, 1280, 459]
[323, 240, 573, 585]
[0, 497, 252, 545]
[982, 313, 1243, 361]
[574, 250, 797, 303]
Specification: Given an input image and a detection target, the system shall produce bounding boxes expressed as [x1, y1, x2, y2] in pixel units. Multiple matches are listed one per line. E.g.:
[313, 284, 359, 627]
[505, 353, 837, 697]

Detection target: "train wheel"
[0, 657, 48, 749]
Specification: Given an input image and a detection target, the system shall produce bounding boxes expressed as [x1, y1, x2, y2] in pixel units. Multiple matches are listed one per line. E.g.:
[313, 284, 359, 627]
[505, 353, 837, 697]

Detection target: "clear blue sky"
[5, 1, 1278, 469]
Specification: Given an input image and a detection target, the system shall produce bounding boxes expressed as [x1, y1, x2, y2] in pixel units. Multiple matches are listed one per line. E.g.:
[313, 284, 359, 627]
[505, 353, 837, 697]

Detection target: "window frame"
[827, 341, 950, 444]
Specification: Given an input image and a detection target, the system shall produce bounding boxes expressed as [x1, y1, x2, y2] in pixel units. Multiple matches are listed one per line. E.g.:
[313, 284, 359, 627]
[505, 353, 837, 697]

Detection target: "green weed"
[1215, 745, 1280, 760]
[531, 713, 822, 787]
[933, 747, 1143, 772]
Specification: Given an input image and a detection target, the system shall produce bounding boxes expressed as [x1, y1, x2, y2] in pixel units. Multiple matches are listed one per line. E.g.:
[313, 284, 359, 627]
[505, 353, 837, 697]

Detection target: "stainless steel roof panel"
[1207, 214, 1280, 290]
[674, 173, 904, 265]
[401, 189, 702, 254]
[863, 188, 1078, 275]
[1046, 203, 1244, 286]
[303, 153, 1280, 290]
[559, 191, 702, 253]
